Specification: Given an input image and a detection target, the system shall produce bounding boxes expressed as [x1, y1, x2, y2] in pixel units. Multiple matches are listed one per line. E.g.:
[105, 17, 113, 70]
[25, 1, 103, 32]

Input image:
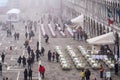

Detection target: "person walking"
[56, 52, 59, 62]
[85, 69, 91, 80]
[17, 33, 20, 40]
[35, 49, 40, 61]
[28, 68, 32, 80]
[114, 62, 118, 75]
[41, 47, 45, 56]
[27, 46, 31, 55]
[1, 52, 5, 63]
[48, 50, 52, 61]
[73, 28, 76, 40]
[31, 50, 35, 64]
[25, 32, 28, 39]
[22, 56, 26, 67]
[37, 41, 39, 49]
[24, 68, 28, 80]
[14, 32, 17, 40]
[99, 64, 104, 78]
[0, 63, 2, 76]
[52, 52, 55, 62]
[39, 65, 45, 79]
[45, 34, 49, 43]
[17, 56, 22, 66]
[81, 69, 85, 80]
[27, 56, 32, 69]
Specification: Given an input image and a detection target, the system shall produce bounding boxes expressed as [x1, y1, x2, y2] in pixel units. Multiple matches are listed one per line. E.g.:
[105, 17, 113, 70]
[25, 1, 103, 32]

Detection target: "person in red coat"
[39, 65, 45, 79]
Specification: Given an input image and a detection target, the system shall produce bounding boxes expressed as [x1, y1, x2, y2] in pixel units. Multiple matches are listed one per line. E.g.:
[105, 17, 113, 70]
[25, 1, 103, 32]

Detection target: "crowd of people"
[73, 27, 88, 41]
[47, 50, 59, 62]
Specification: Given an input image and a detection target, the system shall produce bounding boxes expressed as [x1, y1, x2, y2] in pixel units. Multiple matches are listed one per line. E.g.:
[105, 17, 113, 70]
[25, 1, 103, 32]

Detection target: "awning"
[86, 32, 115, 45]
[7, 8, 21, 14]
[71, 15, 84, 27]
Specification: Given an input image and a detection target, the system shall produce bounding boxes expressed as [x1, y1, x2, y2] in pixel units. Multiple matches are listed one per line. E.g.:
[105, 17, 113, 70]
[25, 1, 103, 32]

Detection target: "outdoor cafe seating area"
[55, 46, 71, 70]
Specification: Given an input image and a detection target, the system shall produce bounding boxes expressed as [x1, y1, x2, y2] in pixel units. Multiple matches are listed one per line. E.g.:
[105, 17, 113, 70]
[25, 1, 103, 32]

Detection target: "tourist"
[39, 65, 45, 79]
[24, 68, 28, 80]
[85, 69, 91, 80]
[17, 56, 22, 66]
[45, 34, 49, 44]
[56, 52, 59, 62]
[48, 50, 52, 61]
[41, 47, 45, 56]
[35, 49, 40, 61]
[0, 63, 2, 76]
[73, 28, 76, 40]
[52, 52, 55, 62]
[28, 68, 32, 80]
[99, 64, 104, 78]
[37, 41, 39, 49]
[22, 56, 26, 67]
[81, 69, 85, 80]
[14, 32, 17, 40]
[115, 62, 118, 75]
[17, 33, 20, 40]
[27, 56, 32, 69]
[1, 52, 5, 63]
[31, 50, 35, 64]
[25, 32, 28, 39]
[27, 46, 31, 55]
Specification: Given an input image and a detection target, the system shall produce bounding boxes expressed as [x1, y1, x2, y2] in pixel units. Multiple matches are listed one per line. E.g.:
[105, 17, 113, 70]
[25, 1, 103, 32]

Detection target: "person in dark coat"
[25, 32, 28, 39]
[45, 34, 49, 43]
[115, 62, 118, 75]
[41, 47, 45, 56]
[22, 56, 26, 67]
[27, 46, 31, 55]
[28, 68, 32, 80]
[52, 52, 55, 62]
[35, 49, 40, 61]
[24, 68, 28, 80]
[14, 32, 17, 40]
[1, 52, 5, 63]
[0, 63, 2, 76]
[31, 50, 35, 64]
[48, 50, 52, 61]
[39, 65, 45, 79]
[85, 69, 91, 80]
[56, 52, 59, 62]
[17, 56, 22, 66]
[37, 41, 39, 49]
[99, 64, 104, 78]
[27, 57, 32, 69]
[17, 33, 20, 40]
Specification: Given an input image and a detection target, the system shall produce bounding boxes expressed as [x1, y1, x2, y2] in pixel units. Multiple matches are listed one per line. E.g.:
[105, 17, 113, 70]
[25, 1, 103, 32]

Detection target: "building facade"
[62, 0, 120, 37]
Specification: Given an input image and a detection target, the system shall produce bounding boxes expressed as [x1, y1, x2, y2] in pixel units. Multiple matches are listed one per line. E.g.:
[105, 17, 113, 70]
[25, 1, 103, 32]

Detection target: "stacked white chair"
[66, 45, 84, 69]
[78, 46, 100, 69]
[55, 46, 71, 70]
[103, 58, 114, 69]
